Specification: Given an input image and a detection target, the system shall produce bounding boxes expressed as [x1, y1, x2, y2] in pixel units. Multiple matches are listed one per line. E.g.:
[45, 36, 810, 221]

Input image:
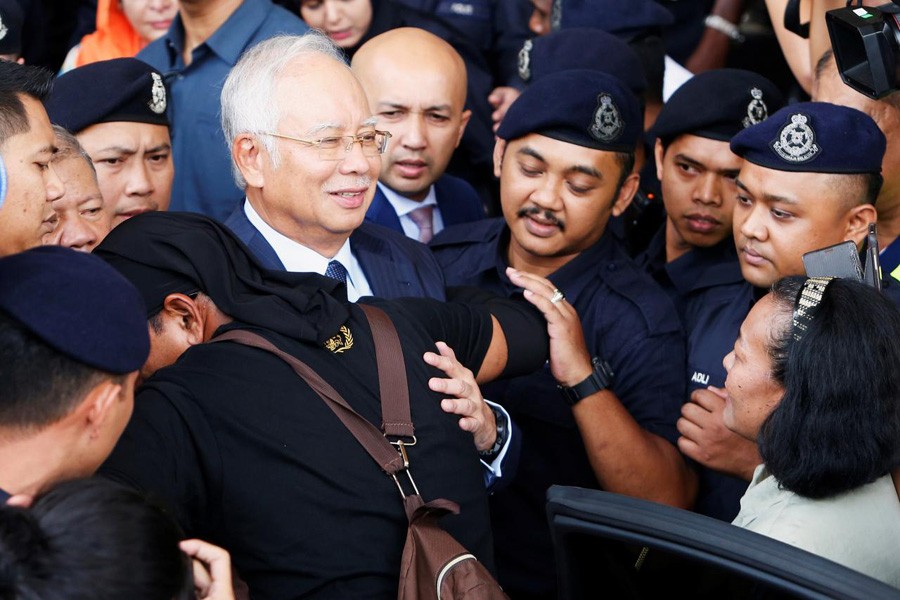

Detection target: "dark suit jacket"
[225, 202, 447, 300]
[364, 175, 486, 235]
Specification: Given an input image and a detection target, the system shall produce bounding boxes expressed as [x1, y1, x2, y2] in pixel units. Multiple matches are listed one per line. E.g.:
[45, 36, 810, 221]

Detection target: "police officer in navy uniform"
[0, 247, 148, 504]
[678, 102, 887, 522]
[431, 70, 696, 600]
[640, 69, 783, 311]
[638, 69, 783, 520]
[510, 26, 669, 256]
[45, 58, 174, 227]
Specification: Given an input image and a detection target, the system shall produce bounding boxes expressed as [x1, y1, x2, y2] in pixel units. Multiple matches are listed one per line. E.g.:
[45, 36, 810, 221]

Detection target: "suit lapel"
[352, 224, 419, 298]
[223, 203, 286, 270]
[366, 187, 404, 233]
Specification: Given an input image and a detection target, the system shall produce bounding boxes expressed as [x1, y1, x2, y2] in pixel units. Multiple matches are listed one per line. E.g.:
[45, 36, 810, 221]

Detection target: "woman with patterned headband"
[723, 276, 900, 588]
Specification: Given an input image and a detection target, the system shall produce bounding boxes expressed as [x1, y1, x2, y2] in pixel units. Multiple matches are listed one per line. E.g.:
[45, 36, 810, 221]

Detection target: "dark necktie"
[324, 260, 347, 283]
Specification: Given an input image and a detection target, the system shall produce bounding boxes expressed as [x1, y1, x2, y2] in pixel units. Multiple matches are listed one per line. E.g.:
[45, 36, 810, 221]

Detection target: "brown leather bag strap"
[211, 328, 405, 475]
[358, 304, 414, 439]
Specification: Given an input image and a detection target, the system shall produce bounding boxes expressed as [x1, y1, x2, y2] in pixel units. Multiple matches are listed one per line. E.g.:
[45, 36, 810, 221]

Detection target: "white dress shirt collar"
[243, 200, 372, 301]
[376, 182, 445, 239]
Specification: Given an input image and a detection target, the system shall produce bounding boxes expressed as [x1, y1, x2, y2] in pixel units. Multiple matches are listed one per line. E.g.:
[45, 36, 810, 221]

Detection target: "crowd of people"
[1, 0, 899, 597]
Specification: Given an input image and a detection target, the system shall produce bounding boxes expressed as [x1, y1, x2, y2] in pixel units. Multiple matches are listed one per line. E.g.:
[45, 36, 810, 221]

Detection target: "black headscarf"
[93, 212, 351, 345]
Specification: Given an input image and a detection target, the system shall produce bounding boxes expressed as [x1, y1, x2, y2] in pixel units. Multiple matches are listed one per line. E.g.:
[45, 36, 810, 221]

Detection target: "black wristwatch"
[479, 403, 508, 461]
[557, 357, 614, 406]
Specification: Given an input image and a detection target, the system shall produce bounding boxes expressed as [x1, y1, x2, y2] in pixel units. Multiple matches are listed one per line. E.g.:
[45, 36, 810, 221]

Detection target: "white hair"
[51, 124, 98, 183]
[220, 32, 348, 188]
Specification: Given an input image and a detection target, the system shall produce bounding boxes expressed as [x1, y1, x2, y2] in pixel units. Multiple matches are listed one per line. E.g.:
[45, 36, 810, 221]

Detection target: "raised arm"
[506, 268, 697, 509]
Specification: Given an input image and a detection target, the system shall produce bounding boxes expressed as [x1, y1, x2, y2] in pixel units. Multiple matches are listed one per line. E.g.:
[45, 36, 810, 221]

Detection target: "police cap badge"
[730, 101, 885, 174]
[498, 69, 641, 152]
[652, 69, 784, 143]
[46, 58, 170, 134]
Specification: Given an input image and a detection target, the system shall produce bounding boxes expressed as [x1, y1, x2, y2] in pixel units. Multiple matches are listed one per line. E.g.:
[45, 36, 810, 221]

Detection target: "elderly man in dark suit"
[223, 31, 446, 301]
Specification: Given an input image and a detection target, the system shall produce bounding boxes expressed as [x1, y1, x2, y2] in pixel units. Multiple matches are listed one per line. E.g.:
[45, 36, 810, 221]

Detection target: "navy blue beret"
[551, 0, 674, 40]
[653, 69, 785, 143]
[0, 246, 149, 374]
[45, 58, 170, 134]
[730, 101, 885, 174]
[517, 28, 647, 97]
[498, 69, 641, 152]
[0, 0, 24, 56]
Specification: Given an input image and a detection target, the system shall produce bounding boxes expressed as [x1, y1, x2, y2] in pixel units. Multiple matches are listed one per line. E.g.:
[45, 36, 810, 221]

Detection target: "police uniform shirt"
[100, 298, 498, 599]
[639, 226, 751, 523]
[431, 218, 685, 596]
[637, 225, 744, 321]
[682, 279, 759, 521]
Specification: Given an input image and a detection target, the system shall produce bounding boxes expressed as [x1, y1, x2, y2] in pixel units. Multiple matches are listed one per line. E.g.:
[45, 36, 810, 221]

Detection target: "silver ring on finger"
[549, 289, 565, 304]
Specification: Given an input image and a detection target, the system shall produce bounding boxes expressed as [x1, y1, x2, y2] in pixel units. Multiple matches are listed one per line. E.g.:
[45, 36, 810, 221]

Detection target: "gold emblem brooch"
[324, 325, 354, 353]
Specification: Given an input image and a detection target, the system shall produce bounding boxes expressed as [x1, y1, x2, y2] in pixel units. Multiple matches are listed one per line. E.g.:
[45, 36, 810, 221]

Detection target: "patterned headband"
[792, 277, 834, 342]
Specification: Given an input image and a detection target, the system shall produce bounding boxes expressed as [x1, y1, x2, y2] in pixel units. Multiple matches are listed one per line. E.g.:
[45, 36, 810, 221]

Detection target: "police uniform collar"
[546, 230, 625, 301]
[664, 238, 743, 297]
[498, 222, 624, 301]
[637, 225, 667, 276]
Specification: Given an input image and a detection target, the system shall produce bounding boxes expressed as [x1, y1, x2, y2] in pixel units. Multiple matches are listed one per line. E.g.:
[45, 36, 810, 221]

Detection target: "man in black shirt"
[95, 211, 556, 599]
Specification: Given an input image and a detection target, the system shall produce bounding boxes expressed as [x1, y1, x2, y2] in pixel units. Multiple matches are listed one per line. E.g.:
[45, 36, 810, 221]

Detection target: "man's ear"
[844, 203, 877, 247]
[232, 134, 266, 189]
[492, 138, 507, 179]
[653, 138, 666, 182]
[611, 172, 641, 218]
[80, 378, 123, 439]
[455, 109, 472, 148]
[160, 293, 206, 346]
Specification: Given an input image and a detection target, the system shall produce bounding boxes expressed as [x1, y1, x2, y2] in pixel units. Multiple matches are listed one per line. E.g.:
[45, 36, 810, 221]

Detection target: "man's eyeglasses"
[263, 130, 392, 161]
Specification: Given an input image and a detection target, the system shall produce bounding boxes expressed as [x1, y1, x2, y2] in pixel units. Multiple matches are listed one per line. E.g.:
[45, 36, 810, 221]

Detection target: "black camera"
[827, 1, 900, 98]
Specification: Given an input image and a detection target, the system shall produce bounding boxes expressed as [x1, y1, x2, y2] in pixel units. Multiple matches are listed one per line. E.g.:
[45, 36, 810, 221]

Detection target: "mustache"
[516, 206, 565, 231]
[326, 177, 374, 191]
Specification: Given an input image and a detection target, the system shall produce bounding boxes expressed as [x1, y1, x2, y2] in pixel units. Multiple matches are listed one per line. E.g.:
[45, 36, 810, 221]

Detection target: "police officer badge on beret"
[0, 14, 7, 40]
[743, 87, 768, 129]
[518, 39, 533, 82]
[589, 93, 624, 143]
[772, 113, 820, 163]
[149, 72, 167, 114]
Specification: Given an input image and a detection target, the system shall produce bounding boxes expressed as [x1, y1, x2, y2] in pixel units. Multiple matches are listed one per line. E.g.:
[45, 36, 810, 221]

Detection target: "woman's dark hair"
[760, 276, 900, 499]
[0, 479, 193, 600]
